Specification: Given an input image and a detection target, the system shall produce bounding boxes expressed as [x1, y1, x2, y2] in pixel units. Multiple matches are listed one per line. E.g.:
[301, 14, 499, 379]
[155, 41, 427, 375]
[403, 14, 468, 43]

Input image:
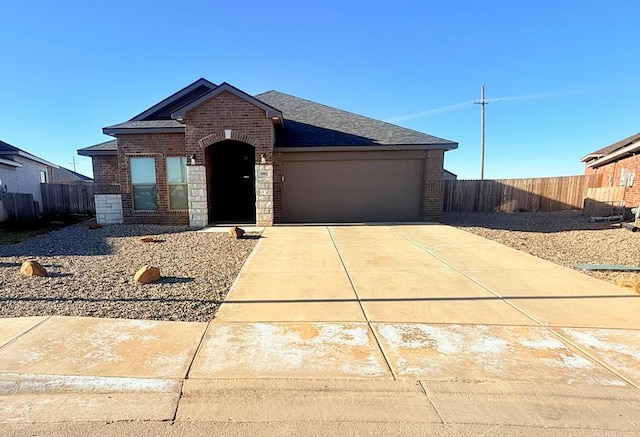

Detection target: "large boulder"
[134, 265, 161, 284]
[230, 226, 245, 239]
[20, 260, 48, 277]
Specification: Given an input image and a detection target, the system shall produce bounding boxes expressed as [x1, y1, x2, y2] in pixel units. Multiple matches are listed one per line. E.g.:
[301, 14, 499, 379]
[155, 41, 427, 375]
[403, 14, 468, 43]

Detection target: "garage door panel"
[282, 157, 424, 223]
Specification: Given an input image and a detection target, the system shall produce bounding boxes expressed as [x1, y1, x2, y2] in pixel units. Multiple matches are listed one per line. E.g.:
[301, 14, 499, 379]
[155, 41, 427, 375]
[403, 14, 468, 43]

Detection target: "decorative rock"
[230, 226, 245, 239]
[20, 260, 48, 277]
[139, 237, 156, 243]
[134, 265, 161, 284]
[89, 222, 103, 230]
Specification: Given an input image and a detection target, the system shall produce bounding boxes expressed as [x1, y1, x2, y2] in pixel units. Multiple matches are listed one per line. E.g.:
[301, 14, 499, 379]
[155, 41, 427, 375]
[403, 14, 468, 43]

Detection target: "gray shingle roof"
[77, 139, 118, 156]
[582, 132, 640, 161]
[255, 91, 457, 148]
[104, 120, 184, 131]
[52, 166, 93, 182]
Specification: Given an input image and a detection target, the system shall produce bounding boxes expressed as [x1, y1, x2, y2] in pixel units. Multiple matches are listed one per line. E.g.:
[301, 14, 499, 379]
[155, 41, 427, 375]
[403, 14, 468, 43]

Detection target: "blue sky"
[1, 0, 639, 179]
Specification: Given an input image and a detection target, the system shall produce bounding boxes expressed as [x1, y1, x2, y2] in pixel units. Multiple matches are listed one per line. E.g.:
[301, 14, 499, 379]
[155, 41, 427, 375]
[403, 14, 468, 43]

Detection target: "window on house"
[166, 157, 188, 210]
[130, 157, 157, 210]
[39, 170, 47, 183]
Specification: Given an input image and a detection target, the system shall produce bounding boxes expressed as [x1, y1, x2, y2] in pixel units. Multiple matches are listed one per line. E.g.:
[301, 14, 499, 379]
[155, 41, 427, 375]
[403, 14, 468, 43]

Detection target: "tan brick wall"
[423, 149, 445, 221]
[184, 91, 275, 164]
[183, 90, 276, 224]
[92, 155, 119, 184]
[273, 152, 283, 223]
[116, 133, 189, 225]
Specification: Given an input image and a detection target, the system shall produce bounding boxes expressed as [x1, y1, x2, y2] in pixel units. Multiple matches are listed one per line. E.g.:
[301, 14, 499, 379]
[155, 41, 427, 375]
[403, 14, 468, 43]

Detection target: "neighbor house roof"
[582, 132, 640, 168]
[0, 140, 58, 167]
[51, 166, 93, 183]
[256, 91, 457, 150]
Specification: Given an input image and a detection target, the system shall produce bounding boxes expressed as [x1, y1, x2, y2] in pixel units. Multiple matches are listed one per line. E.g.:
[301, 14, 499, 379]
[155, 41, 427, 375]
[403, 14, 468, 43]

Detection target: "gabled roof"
[255, 91, 457, 149]
[171, 82, 283, 126]
[52, 166, 93, 182]
[84, 79, 458, 154]
[102, 79, 283, 136]
[78, 139, 118, 157]
[0, 140, 58, 167]
[131, 78, 217, 121]
[582, 132, 640, 168]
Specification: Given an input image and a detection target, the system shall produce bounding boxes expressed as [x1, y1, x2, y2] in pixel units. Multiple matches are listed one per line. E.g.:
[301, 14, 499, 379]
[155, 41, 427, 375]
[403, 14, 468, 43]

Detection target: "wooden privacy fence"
[2, 193, 38, 220]
[40, 183, 95, 214]
[583, 187, 625, 217]
[443, 174, 601, 213]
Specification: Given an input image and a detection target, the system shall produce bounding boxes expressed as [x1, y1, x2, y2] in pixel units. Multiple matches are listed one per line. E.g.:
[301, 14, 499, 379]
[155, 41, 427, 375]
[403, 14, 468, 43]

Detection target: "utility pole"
[69, 156, 77, 172]
[474, 85, 488, 180]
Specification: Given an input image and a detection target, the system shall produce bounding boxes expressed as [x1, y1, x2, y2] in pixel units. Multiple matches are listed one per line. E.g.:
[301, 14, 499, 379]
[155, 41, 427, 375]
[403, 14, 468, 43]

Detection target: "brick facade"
[587, 154, 640, 208]
[116, 133, 189, 225]
[185, 91, 275, 165]
[92, 155, 119, 185]
[273, 152, 283, 223]
[423, 149, 444, 220]
[89, 87, 452, 226]
[183, 90, 276, 225]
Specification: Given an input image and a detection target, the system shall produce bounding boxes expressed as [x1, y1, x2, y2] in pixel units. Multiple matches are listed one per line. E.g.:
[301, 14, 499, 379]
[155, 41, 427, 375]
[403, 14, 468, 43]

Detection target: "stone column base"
[95, 194, 123, 224]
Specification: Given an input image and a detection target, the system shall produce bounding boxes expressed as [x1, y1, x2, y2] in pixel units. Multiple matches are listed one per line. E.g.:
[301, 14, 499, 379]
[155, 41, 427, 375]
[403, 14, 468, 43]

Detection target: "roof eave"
[78, 149, 117, 157]
[13, 151, 59, 168]
[0, 157, 22, 168]
[587, 141, 640, 168]
[274, 143, 458, 153]
[102, 127, 186, 136]
[580, 153, 603, 163]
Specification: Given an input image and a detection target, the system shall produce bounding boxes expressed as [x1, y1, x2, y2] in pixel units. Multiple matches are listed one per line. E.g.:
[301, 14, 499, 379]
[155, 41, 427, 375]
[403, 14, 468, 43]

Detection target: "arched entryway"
[205, 140, 256, 223]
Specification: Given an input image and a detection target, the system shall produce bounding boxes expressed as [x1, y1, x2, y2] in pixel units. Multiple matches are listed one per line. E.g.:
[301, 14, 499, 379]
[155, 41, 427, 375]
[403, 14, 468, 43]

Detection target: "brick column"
[423, 150, 445, 221]
[255, 164, 273, 226]
[187, 165, 208, 228]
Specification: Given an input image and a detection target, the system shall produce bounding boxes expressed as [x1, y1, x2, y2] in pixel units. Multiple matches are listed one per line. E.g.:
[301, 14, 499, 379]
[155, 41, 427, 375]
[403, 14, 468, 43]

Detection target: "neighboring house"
[51, 166, 93, 184]
[581, 132, 640, 208]
[0, 140, 58, 215]
[443, 169, 458, 181]
[78, 78, 458, 227]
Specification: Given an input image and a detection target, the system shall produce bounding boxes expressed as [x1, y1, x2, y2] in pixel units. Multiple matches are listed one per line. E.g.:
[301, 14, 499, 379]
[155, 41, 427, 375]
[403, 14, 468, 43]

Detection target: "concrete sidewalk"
[2, 224, 640, 434]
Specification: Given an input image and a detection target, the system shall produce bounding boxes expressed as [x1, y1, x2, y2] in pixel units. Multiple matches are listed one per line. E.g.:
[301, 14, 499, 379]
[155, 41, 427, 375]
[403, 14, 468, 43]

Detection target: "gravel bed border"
[0, 223, 259, 322]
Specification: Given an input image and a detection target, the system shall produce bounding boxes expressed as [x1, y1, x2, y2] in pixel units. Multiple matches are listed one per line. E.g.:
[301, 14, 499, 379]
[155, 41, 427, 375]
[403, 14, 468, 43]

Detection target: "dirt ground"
[441, 211, 640, 293]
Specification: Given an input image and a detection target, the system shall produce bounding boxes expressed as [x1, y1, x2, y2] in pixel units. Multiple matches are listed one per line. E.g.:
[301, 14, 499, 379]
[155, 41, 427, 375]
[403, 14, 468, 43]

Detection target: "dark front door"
[210, 141, 256, 223]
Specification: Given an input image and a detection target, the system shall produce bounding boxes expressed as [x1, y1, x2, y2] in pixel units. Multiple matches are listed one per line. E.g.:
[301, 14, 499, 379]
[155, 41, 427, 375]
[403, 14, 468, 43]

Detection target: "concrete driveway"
[191, 224, 640, 385]
[2, 223, 640, 432]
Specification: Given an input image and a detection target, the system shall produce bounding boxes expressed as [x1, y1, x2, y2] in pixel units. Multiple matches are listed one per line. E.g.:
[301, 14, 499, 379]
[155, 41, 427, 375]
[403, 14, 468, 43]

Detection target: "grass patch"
[0, 214, 92, 246]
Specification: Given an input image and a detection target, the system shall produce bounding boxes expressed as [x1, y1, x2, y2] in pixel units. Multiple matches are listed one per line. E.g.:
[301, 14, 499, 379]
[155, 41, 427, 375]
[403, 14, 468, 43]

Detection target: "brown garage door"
[281, 151, 424, 223]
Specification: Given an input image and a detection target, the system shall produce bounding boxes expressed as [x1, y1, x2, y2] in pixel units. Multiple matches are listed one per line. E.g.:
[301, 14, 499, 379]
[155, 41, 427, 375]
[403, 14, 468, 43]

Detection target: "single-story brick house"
[582, 132, 640, 208]
[78, 78, 458, 227]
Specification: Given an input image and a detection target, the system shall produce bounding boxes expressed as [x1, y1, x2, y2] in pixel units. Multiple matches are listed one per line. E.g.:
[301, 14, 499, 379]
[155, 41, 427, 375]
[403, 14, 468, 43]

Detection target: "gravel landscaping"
[1, 211, 637, 322]
[0, 223, 258, 322]
[442, 211, 640, 292]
